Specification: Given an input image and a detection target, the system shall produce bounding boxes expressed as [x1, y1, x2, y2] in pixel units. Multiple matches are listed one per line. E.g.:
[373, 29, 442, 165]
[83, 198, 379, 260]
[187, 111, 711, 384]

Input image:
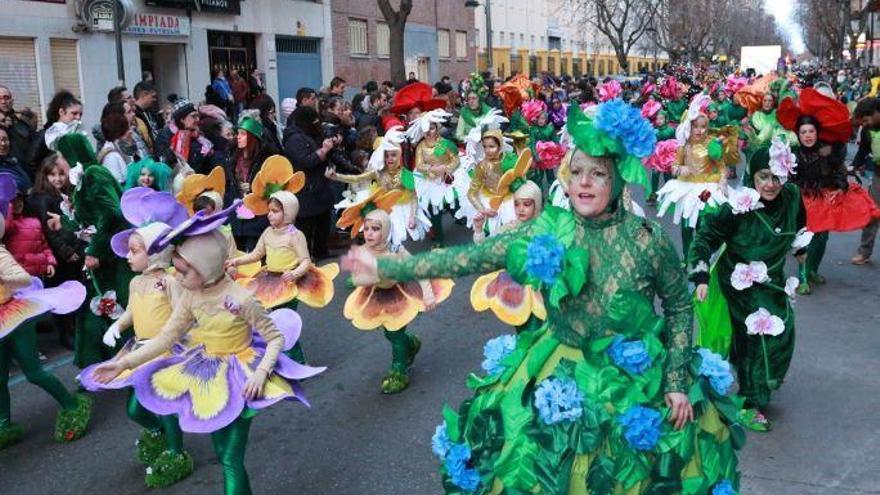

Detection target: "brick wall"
[331, 0, 475, 87]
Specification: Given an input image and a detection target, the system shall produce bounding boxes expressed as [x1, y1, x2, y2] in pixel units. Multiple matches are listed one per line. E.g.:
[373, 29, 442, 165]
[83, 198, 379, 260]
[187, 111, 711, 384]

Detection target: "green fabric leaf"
[707, 139, 723, 161]
[563, 248, 589, 296]
[553, 211, 577, 247]
[433, 137, 455, 157]
[443, 405, 462, 442]
[548, 281, 569, 308]
[586, 455, 615, 495]
[505, 240, 529, 285]
[263, 182, 284, 199]
[501, 152, 518, 173]
[618, 155, 652, 193]
[400, 168, 416, 191]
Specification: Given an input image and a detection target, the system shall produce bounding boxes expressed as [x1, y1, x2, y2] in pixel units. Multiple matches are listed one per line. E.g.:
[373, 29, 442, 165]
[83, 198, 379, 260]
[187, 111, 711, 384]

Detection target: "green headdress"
[560, 100, 656, 204]
[56, 133, 97, 169]
[124, 158, 173, 192]
[238, 116, 264, 139]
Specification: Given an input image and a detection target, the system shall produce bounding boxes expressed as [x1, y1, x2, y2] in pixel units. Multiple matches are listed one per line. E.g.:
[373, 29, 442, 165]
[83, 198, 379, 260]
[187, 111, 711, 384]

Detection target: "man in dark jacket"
[283, 105, 335, 258]
[0, 85, 36, 164]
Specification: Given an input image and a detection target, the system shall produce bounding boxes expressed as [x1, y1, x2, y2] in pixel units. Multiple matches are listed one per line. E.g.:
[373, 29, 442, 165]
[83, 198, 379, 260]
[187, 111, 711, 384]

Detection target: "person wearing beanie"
[79, 188, 193, 487]
[0, 172, 90, 451]
[229, 157, 339, 364]
[154, 98, 217, 174]
[689, 145, 807, 432]
[88, 204, 325, 495]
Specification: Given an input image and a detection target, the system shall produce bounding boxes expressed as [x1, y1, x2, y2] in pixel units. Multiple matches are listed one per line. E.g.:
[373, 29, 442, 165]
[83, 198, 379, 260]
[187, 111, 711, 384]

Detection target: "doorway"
[207, 30, 256, 76]
[417, 57, 429, 82]
[140, 43, 187, 103]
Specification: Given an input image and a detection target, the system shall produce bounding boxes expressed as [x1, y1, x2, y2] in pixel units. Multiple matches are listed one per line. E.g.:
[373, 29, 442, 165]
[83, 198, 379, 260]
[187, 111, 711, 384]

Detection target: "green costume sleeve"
[686, 206, 733, 284]
[378, 225, 529, 282]
[649, 227, 694, 393]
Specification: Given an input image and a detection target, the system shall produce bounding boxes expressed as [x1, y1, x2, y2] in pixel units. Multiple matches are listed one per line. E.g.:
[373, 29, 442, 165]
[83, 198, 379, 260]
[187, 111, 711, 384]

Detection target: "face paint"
[564, 152, 613, 218]
[753, 169, 782, 202]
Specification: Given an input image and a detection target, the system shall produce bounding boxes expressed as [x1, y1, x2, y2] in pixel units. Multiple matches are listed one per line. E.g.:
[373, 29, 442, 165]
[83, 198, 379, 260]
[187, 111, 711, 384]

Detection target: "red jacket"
[4, 214, 56, 276]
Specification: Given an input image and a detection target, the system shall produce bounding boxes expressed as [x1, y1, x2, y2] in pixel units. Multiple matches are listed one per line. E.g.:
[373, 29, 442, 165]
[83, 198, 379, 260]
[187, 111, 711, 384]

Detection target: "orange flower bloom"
[242, 155, 306, 216]
[344, 279, 453, 331]
[177, 166, 226, 214]
[239, 263, 339, 309]
[336, 189, 403, 238]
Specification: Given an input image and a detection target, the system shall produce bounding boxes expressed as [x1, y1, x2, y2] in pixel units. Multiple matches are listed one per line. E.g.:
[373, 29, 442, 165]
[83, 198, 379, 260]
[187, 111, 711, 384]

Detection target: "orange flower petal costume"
[497, 74, 538, 116]
[177, 166, 226, 214]
[242, 155, 305, 216]
[336, 189, 404, 238]
[240, 263, 339, 309]
[733, 73, 777, 115]
[470, 270, 546, 326]
[344, 279, 454, 331]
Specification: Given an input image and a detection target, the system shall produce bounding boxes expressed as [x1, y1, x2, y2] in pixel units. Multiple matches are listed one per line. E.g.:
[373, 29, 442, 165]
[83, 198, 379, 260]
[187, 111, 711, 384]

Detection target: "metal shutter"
[50, 38, 82, 99]
[0, 37, 41, 121]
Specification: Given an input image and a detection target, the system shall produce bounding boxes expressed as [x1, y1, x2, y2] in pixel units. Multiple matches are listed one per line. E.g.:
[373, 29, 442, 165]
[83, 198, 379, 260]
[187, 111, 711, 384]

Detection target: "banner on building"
[145, 0, 240, 15]
[123, 13, 191, 36]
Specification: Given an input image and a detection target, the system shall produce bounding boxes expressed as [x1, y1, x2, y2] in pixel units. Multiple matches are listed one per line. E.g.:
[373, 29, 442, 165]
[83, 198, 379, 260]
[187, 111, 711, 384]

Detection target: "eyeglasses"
[0, 95, 12, 101]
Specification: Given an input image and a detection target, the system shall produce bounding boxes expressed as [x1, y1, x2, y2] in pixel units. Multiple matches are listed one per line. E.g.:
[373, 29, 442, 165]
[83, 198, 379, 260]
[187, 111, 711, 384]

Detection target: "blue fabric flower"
[617, 405, 663, 451]
[431, 423, 452, 459]
[481, 334, 517, 375]
[712, 479, 736, 495]
[524, 234, 565, 285]
[595, 99, 657, 159]
[534, 376, 584, 425]
[444, 443, 480, 492]
[607, 336, 652, 375]
[697, 348, 735, 396]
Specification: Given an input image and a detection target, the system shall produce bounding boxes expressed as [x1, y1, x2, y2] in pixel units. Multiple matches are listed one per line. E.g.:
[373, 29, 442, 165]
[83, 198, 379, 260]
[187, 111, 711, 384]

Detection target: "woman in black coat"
[282, 106, 335, 258]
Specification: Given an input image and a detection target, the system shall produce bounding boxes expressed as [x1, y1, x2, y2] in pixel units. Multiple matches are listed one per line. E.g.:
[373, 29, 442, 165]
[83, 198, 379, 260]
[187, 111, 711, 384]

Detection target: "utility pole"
[114, 0, 125, 83]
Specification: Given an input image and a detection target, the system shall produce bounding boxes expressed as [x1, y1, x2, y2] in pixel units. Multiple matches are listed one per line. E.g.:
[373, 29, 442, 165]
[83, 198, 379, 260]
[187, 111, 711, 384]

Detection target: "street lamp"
[465, 0, 493, 76]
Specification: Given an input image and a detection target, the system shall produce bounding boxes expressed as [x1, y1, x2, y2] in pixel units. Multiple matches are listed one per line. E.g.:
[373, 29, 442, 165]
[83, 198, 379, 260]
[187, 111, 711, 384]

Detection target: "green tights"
[430, 208, 445, 246]
[211, 415, 254, 495]
[681, 225, 695, 258]
[384, 327, 415, 373]
[798, 232, 829, 282]
[0, 322, 77, 428]
[281, 300, 306, 364]
[126, 392, 183, 453]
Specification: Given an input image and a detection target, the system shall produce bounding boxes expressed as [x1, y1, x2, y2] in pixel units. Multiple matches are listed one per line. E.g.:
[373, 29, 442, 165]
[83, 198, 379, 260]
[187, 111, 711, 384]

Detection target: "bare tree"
[797, 0, 880, 66]
[565, 0, 661, 74]
[377, 0, 413, 86]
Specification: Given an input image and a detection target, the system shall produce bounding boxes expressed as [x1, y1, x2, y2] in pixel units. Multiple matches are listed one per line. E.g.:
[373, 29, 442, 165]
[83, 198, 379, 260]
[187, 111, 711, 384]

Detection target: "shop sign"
[123, 13, 191, 36]
[145, 0, 240, 15]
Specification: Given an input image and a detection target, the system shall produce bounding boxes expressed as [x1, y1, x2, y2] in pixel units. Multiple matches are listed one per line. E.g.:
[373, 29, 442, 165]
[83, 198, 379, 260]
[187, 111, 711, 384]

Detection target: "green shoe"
[136, 429, 166, 465]
[406, 335, 421, 368]
[738, 408, 771, 432]
[54, 394, 92, 443]
[145, 450, 194, 489]
[380, 370, 410, 394]
[809, 272, 826, 285]
[796, 281, 811, 295]
[0, 423, 25, 450]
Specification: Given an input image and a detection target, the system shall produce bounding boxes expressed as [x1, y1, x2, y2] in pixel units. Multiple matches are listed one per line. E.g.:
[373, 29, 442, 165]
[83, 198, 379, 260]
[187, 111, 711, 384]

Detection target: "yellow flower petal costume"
[344, 279, 454, 331]
[470, 270, 546, 326]
[177, 166, 226, 215]
[242, 155, 305, 216]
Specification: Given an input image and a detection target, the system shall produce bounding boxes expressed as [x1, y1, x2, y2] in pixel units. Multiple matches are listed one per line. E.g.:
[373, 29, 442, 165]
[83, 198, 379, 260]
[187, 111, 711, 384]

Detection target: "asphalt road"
[1, 186, 878, 495]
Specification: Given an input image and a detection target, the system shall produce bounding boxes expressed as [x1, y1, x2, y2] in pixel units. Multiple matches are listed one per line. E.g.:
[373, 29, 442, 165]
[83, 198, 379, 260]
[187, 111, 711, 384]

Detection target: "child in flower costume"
[463, 129, 527, 236]
[407, 109, 460, 247]
[124, 157, 173, 191]
[57, 133, 135, 368]
[471, 180, 546, 333]
[707, 102, 742, 181]
[344, 102, 744, 494]
[689, 146, 807, 432]
[89, 203, 326, 495]
[455, 73, 495, 142]
[657, 94, 729, 254]
[340, 200, 452, 393]
[328, 129, 431, 247]
[520, 100, 560, 190]
[176, 165, 245, 264]
[0, 173, 90, 450]
[78, 187, 193, 486]
[229, 156, 338, 363]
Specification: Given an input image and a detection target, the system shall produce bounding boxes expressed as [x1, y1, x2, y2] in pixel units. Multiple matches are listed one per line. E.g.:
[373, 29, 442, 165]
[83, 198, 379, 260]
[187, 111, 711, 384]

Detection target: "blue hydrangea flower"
[444, 443, 480, 492]
[524, 234, 565, 285]
[481, 334, 517, 375]
[712, 479, 736, 495]
[607, 336, 652, 375]
[534, 376, 584, 425]
[595, 99, 657, 158]
[617, 405, 663, 451]
[431, 422, 452, 459]
[697, 348, 735, 396]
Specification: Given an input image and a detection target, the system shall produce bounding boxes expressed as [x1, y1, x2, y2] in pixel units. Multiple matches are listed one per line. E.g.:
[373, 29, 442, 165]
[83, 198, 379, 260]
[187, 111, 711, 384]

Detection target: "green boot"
[0, 423, 24, 450]
[380, 370, 410, 394]
[54, 394, 92, 443]
[145, 450, 194, 488]
[381, 330, 420, 394]
[136, 429, 167, 465]
[738, 408, 771, 432]
[406, 334, 421, 368]
[796, 262, 811, 295]
[808, 272, 827, 285]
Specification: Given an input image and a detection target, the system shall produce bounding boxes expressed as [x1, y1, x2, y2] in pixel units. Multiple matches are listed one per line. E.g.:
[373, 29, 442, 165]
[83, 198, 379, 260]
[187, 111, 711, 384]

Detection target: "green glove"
[707, 139, 723, 161]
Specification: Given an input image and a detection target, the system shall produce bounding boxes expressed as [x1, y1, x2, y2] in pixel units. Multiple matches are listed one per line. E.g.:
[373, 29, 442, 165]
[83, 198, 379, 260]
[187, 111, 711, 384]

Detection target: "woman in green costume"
[743, 93, 793, 161]
[56, 133, 135, 367]
[456, 88, 494, 143]
[689, 146, 807, 432]
[344, 102, 744, 495]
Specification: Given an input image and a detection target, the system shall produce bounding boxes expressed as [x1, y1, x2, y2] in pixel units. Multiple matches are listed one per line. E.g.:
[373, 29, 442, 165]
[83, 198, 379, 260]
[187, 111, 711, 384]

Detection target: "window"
[438, 29, 450, 58]
[348, 19, 367, 55]
[456, 31, 467, 59]
[377, 22, 390, 57]
[531, 35, 535, 49]
[499, 31, 505, 46]
[519, 34, 525, 49]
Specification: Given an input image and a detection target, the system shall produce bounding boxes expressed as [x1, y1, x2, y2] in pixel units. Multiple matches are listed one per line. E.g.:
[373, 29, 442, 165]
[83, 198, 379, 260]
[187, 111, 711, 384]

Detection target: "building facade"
[331, 0, 475, 87]
[0, 0, 334, 128]
[473, 0, 667, 78]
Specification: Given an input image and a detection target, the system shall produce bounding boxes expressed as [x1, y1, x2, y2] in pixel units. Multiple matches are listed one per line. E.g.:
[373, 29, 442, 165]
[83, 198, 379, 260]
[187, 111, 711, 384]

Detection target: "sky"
[763, 0, 807, 54]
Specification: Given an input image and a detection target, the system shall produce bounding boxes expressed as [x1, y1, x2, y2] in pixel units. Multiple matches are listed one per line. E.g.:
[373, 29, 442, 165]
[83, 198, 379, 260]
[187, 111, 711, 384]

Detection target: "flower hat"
[150, 198, 242, 255]
[177, 166, 226, 215]
[110, 187, 189, 258]
[776, 88, 852, 144]
[497, 74, 536, 116]
[488, 149, 533, 210]
[367, 128, 407, 172]
[520, 99, 547, 125]
[389, 82, 447, 115]
[675, 93, 712, 145]
[559, 99, 656, 198]
[336, 188, 404, 239]
[242, 155, 305, 216]
[733, 73, 777, 114]
[404, 109, 452, 145]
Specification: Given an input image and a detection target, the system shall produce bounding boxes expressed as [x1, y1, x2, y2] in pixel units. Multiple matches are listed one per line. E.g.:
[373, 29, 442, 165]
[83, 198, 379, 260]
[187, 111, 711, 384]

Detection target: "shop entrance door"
[276, 37, 322, 102]
[140, 43, 186, 103]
